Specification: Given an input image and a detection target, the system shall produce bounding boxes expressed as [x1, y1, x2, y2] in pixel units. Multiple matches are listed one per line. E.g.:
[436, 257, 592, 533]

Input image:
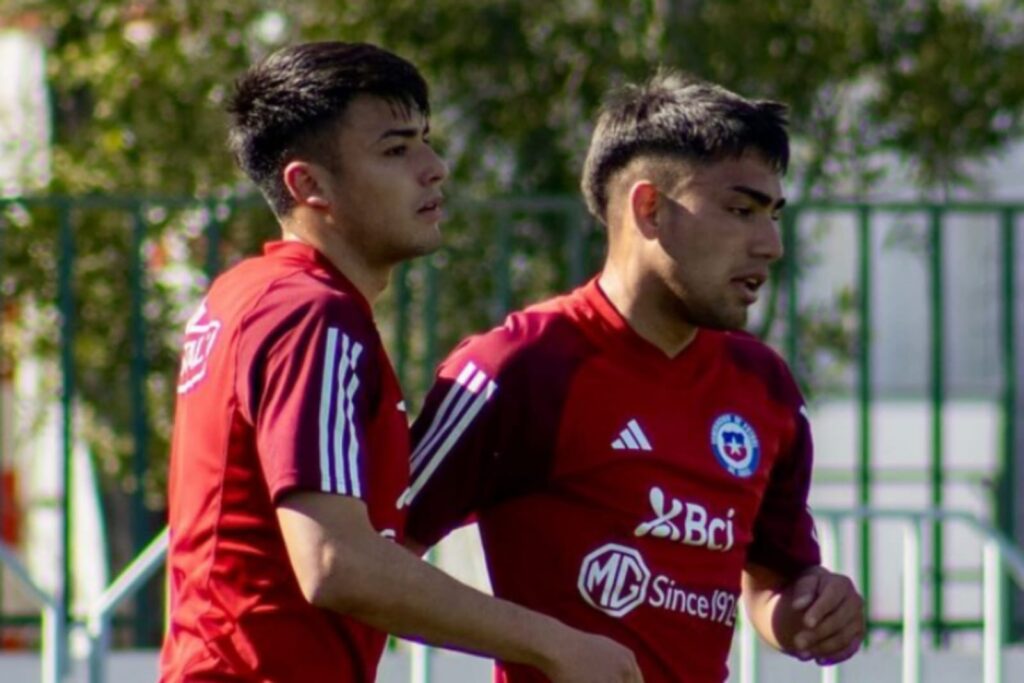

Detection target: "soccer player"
[160, 42, 642, 683]
[403, 72, 865, 682]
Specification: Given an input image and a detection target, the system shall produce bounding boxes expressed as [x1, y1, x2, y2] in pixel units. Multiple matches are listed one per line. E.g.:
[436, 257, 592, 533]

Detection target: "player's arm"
[244, 301, 640, 681]
[277, 491, 643, 683]
[741, 561, 863, 665]
[403, 349, 516, 551]
[742, 384, 863, 665]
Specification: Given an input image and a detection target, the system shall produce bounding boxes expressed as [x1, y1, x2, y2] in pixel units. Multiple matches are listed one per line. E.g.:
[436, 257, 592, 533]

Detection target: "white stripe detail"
[343, 343, 363, 497]
[411, 369, 485, 472]
[466, 369, 487, 393]
[333, 334, 352, 494]
[402, 379, 497, 506]
[409, 362, 478, 470]
[620, 429, 640, 450]
[332, 336, 364, 496]
[409, 362, 485, 472]
[610, 419, 653, 452]
[318, 328, 340, 492]
[627, 419, 652, 451]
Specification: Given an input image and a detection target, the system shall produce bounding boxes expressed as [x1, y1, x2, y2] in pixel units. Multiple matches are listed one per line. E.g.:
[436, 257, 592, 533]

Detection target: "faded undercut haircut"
[227, 41, 430, 217]
[580, 70, 789, 225]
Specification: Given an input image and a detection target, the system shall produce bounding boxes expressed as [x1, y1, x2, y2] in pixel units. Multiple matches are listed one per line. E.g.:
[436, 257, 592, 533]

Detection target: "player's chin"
[702, 306, 748, 332]
[401, 228, 443, 259]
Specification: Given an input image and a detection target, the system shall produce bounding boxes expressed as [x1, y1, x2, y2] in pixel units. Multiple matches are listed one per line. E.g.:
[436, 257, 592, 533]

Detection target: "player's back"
[161, 245, 383, 682]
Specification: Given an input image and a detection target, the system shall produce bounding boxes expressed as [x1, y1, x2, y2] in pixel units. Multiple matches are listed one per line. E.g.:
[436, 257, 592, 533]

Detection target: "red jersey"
[160, 241, 409, 682]
[404, 278, 819, 683]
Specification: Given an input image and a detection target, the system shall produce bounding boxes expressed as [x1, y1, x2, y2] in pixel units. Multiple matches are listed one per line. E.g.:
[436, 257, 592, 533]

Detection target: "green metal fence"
[0, 195, 1020, 650]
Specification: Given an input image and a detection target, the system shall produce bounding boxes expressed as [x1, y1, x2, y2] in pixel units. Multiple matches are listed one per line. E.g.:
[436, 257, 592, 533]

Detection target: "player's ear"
[629, 180, 660, 238]
[283, 161, 331, 210]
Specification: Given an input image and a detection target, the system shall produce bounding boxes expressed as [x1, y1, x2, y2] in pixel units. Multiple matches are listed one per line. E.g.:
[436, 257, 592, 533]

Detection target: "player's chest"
[549, 361, 792, 529]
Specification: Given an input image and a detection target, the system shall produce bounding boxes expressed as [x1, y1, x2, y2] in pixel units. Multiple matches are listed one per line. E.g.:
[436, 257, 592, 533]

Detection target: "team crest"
[710, 413, 760, 478]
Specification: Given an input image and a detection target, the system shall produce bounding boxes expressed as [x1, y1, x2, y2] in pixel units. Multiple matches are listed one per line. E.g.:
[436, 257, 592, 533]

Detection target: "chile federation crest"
[710, 413, 760, 478]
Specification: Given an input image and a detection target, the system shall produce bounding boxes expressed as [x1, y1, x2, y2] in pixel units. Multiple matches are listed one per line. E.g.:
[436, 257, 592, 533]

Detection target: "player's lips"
[417, 194, 445, 221]
[730, 271, 767, 304]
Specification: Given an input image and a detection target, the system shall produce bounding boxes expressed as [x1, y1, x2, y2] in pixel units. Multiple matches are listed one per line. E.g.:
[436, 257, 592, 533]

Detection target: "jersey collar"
[263, 240, 372, 316]
[574, 275, 717, 369]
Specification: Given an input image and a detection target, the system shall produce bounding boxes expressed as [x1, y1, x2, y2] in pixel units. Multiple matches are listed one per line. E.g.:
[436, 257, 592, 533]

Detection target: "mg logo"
[577, 543, 651, 618]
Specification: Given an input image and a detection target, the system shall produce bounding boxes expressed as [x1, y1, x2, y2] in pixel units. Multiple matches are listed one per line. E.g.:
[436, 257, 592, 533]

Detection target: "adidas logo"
[611, 419, 652, 452]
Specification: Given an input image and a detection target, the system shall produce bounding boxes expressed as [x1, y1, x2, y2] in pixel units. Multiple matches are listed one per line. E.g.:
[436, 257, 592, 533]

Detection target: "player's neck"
[598, 267, 697, 358]
[281, 222, 390, 304]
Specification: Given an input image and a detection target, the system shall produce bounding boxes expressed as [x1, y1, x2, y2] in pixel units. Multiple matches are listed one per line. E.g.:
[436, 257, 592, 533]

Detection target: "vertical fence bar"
[998, 208, 1018, 640]
[983, 540, 1004, 683]
[818, 517, 841, 683]
[738, 607, 758, 683]
[41, 602, 61, 683]
[409, 642, 430, 683]
[0, 202, 6, 643]
[566, 205, 587, 288]
[782, 210, 799, 371]
[928, 206, 945, 647]
[857, 205, 873, 646]
[422, 256, 439, 397]
[492, 212, 512, 323]
[129, 207, 152, 645]
[902, 521, 921, 683]
[204, 203, 224, 281]
[56, 200, 75, 682]
[394, 263, 411, 387]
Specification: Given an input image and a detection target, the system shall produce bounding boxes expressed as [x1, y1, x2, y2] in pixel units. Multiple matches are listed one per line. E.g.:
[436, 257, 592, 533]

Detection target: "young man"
[160, 42, 642, 683]
[403, 73, 865, 682]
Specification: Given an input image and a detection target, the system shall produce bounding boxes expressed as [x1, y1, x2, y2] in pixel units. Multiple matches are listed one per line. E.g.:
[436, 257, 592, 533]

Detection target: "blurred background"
[1, 1, 1024, 681]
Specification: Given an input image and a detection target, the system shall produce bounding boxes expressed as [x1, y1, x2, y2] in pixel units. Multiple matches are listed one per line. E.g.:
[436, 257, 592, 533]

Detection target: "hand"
[543, 631, 644, 683]
[781, 566, 865, 666]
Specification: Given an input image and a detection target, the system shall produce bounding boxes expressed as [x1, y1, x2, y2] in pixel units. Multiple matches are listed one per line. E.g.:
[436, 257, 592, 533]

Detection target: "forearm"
[742, 562, 805, 653]
[328, 531, 568, 670]
[742, 581, 785, 650]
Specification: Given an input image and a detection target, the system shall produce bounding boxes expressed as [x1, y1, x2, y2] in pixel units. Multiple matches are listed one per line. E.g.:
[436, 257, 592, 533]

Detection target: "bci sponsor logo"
[177, 300, 221, 394]
[577, 543, 738, 625]
[634, 486, 736, 552]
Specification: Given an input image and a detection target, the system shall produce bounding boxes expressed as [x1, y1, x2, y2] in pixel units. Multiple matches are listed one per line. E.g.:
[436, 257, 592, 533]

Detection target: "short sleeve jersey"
[404, 278, 820, 683]
[160, 241, 409, 683]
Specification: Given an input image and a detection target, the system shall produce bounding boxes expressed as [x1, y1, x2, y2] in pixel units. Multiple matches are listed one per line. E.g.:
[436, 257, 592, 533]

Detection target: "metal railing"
[737, 507, 1024, 683]
[0, 195, 1022, 653]
[0, 541, 63, 682]
[4, 506, 1006, 682]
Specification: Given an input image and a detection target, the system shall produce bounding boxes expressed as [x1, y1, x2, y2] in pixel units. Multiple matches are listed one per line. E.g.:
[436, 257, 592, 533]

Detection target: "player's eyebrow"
[376, 123, 430, 142]
[731, 185, 786, 211]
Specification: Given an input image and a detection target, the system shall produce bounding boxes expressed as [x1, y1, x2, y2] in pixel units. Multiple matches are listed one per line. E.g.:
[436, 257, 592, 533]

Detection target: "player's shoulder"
[718, 329, 802, 401]
[444, 291, 593, 377]
[216, 254, 375, 339]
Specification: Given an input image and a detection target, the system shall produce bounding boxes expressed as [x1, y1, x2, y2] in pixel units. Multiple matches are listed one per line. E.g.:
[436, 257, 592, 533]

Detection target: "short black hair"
[581, 70, 789, 225]
[227, 41, 430, 217]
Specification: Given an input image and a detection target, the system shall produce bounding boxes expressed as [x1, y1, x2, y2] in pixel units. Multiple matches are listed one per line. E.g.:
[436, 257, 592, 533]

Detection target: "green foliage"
[4, 1, 1024, 576]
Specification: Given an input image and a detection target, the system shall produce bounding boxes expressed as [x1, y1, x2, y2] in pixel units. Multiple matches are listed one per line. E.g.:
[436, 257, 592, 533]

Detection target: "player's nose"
[421, 146, 447, 187]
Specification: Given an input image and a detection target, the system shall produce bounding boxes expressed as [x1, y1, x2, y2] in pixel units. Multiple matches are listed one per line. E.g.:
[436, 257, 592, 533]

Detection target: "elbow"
[293, 550, 366, 613]
[292, 552, 356, 610]
[297, 573, 341, 610]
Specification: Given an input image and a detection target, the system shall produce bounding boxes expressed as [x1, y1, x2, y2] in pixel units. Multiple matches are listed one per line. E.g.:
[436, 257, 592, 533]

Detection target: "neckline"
[573, 276, 718, 371]
[263, 240, 373, 317]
